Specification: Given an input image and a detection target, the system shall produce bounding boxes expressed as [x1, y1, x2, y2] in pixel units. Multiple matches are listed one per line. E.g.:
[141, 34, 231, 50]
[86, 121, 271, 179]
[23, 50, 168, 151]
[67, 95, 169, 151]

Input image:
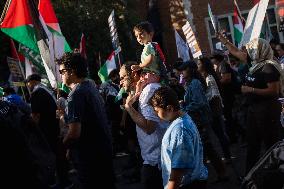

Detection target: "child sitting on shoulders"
[131, 21, 167, 80]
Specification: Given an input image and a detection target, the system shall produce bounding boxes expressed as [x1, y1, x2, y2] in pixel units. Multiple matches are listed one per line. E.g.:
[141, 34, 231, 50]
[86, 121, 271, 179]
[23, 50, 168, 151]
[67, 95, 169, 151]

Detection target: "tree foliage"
[52, 0, 141, 80]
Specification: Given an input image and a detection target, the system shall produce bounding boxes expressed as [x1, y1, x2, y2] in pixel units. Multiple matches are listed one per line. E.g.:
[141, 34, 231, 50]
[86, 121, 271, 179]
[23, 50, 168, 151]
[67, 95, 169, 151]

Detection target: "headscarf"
[245, 38, 281, 74]
[245, 38, 284, 96]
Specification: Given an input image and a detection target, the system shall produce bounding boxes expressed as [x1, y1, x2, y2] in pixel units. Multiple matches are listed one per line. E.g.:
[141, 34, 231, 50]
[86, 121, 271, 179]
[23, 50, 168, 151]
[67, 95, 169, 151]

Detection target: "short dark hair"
[108, 69, 119, 79]
[3, 87, 16, 95]
[210, 53, 224, 62]
[278, 43, 284, 51]
[120, 61, 140, 78]
[56, 52, 88, 78]
[25, 74, 41, 83]
[149, 87, 180, 111]
[133, 21, 154, 34]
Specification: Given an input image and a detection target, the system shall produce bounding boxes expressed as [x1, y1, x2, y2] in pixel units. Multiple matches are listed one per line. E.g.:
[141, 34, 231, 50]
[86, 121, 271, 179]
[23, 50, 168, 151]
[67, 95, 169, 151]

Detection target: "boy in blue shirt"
[149, 87, 208, 189]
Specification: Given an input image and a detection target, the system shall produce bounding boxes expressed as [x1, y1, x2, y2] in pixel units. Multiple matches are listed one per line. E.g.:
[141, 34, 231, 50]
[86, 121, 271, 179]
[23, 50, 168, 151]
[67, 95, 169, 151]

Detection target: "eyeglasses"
[59, 69, 70, 75]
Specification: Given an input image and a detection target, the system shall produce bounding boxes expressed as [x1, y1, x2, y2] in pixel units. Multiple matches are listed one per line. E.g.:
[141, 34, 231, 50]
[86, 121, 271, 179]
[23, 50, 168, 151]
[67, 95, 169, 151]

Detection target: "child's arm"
[131, 54, 154, 71]
[167, 169, 186, 189]
[140, 54, 154, 68]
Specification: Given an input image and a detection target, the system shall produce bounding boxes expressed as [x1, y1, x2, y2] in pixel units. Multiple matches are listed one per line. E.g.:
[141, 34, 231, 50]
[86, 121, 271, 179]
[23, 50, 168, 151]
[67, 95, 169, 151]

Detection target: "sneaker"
[115, 152, 129, 157]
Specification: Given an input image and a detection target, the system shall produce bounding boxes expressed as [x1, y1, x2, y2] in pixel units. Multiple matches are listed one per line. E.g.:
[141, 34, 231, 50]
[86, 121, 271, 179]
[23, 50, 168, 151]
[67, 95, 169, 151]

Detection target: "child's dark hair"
[56, 52, 88, 78]
[133, 21, 154, 34]
[149, 87, 180, 111]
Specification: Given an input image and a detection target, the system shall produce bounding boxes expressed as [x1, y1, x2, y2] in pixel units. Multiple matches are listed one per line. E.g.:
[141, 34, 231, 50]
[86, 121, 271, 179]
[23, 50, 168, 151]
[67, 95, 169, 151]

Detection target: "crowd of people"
[1, 21, 284, 189]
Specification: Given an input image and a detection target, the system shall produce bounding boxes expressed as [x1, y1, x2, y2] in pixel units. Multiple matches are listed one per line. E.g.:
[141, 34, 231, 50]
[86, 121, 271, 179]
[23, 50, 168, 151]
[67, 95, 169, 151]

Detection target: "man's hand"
[131, 65, 141, 72]
[216, 30, 229, 44]
[125, 93, 140, 110]
[241, 85, 253, 94]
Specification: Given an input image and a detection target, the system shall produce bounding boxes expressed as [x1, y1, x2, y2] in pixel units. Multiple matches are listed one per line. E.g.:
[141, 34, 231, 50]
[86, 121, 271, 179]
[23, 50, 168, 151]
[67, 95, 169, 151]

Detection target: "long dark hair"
[198, 57, 221, 91]
[186, 61, 207, 90]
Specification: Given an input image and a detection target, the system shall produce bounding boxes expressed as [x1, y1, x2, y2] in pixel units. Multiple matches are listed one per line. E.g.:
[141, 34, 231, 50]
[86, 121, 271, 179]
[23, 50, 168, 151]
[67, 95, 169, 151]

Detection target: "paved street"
[115, 132, 247, 189]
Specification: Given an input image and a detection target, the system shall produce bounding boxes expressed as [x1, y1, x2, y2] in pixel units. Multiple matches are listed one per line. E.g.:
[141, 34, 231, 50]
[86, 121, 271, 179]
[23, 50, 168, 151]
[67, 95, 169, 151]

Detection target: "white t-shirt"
[137, 83, 168, 166]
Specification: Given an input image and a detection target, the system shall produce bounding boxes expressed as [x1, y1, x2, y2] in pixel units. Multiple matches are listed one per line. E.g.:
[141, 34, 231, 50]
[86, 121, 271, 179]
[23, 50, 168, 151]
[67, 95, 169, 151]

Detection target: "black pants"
[211, 114, 231, 159]
[179, 180, 207, 189]
[223, 95, 238, 142]
[246, 101, 281, 173]
[141, 164, 163, 189]
[70, 150, 116, 189]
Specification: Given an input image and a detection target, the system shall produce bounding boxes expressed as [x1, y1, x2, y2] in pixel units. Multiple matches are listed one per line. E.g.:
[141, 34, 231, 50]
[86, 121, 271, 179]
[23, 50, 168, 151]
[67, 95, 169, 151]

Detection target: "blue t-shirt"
[161, 114, 208, 188]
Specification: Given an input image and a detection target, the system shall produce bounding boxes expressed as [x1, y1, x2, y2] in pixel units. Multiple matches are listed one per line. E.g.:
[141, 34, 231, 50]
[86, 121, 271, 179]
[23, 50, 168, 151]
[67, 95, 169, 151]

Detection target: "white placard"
[182, 21, 202, 59]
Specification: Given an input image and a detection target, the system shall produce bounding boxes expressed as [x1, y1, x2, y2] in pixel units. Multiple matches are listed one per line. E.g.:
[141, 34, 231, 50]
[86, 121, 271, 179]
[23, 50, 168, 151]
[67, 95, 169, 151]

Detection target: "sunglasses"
[59, 69, 70, 75]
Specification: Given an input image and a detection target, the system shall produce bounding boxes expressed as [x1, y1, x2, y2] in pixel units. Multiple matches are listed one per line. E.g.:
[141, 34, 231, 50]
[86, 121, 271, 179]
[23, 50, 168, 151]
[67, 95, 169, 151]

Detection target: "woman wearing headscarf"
[217, 35, 283, 172]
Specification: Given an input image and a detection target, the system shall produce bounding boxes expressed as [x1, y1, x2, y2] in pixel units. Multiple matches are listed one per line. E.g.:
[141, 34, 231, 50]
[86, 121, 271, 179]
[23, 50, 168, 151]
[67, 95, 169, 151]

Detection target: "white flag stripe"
[25, 57, 33, 78]
[240, 0, 269, 46]
[175, 30, 190, 61]
[108, 10, 115, 23]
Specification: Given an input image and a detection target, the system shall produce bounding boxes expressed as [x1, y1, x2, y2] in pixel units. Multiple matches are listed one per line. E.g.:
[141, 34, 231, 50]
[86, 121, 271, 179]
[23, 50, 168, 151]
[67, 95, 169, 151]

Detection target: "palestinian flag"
[252, 0, 273, 41]
[233, 0, 244, 46]
[1, 0, 69, 88]
[38, 0, 71, 57]
[58, 82, 71, 94]
[1, 0, 40, 53]
[98, 51, 117, 83]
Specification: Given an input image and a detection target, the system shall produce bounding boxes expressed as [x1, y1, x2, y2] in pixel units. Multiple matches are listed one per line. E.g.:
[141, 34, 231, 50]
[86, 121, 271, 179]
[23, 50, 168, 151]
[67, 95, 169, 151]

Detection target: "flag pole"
[10, 39, 30, 101]
[0, 0, 11, 24]
[233, 0, 246, 25]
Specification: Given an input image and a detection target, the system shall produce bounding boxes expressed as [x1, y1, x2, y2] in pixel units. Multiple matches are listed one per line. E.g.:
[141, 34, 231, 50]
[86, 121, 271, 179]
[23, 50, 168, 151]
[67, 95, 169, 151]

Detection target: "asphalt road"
[114, 134, 247, 189]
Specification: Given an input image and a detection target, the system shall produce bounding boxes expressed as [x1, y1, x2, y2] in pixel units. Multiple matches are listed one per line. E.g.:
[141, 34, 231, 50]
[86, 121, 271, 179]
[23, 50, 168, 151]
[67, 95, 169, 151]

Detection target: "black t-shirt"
[245, 64, 280, 103]
[217, 61, 240, 96]
[65, 80, 112, 158]
[31, 87, 59, 149]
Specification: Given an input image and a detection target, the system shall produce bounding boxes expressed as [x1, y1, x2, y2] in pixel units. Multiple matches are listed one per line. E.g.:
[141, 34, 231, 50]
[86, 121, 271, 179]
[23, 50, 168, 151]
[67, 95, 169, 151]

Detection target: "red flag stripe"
[38, 0, 58, 23]
[1, 0, 33, 28]
[253, 0, 260, 5]
[79, 33, 87, 59]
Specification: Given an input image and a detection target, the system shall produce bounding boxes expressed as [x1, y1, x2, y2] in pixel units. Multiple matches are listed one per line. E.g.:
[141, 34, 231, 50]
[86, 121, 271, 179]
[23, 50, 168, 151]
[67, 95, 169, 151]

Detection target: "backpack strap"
[151, 42, 168, 72]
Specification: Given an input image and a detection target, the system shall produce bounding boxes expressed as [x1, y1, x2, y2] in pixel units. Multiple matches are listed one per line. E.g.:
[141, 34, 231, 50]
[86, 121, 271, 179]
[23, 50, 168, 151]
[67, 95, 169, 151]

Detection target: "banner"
[240, 0, 269, 46]
[108, 10, 120, 50]
[276, 0, 284, 32]
[18, 44, 46, 76]
[182, 21, 202, 59]
[7, 57, 25, 87]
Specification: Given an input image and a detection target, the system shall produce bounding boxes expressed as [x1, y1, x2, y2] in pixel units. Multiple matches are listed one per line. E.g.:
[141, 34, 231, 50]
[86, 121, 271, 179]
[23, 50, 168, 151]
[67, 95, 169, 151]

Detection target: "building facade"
[136, 0, 280, 64]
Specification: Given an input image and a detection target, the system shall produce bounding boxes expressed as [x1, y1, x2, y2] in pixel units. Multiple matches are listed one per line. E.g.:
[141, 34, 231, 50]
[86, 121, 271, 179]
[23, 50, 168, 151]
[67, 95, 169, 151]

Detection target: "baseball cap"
[177, 60, 196, 71]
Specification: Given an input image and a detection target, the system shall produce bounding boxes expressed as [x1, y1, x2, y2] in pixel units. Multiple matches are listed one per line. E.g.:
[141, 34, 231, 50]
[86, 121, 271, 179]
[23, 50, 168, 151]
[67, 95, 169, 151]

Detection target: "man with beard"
[120, 62, 168, 189]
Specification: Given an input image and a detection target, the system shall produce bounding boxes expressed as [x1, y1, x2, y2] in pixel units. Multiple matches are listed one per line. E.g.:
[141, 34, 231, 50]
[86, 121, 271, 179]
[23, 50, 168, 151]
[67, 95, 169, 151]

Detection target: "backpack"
[151, 42, 169, 84]
[241, 140, 284, 189]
